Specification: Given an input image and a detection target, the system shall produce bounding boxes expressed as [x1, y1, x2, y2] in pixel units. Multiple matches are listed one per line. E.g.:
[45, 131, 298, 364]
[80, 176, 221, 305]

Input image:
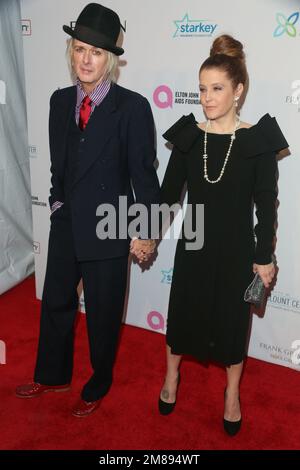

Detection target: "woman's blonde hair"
[66, 38, 119, 83]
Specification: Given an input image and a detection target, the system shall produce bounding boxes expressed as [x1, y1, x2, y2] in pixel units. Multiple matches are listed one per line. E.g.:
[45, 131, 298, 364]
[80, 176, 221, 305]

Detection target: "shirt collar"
[76, 79, 111, 108]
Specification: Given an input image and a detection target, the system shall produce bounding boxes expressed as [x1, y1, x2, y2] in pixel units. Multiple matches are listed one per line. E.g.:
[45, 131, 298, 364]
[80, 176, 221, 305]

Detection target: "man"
[16, 3, 160, 417]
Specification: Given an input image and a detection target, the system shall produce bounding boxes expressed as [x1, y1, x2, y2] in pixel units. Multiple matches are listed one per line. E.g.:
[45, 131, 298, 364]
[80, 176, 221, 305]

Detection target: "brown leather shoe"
[16, 382, 70, 398]
[71, 398, 100, 418]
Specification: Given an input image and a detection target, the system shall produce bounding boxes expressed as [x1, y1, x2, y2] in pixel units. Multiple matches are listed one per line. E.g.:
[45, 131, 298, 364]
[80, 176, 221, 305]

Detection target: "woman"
[159, 35, 288, 435]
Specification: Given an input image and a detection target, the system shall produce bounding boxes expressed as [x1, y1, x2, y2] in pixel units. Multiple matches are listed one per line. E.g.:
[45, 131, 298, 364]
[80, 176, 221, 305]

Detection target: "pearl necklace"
[203, 118, 240, 184]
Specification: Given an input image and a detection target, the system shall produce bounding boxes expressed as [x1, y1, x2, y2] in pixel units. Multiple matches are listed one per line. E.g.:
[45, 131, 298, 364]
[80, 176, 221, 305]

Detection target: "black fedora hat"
[63, 3, 124, 56]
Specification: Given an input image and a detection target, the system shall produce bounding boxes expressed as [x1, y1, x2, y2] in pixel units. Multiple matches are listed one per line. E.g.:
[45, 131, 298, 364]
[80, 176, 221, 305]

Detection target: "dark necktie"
[79, 95, 92, 130]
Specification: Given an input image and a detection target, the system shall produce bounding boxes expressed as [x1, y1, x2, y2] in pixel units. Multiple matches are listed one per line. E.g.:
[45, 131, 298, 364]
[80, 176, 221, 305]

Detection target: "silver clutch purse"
[244, 273, 266, 307]
[244, 256, 275, 307]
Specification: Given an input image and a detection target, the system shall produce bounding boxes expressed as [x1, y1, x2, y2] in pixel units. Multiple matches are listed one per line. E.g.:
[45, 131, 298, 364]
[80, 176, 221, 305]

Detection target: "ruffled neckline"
[163, 112, 288, 157]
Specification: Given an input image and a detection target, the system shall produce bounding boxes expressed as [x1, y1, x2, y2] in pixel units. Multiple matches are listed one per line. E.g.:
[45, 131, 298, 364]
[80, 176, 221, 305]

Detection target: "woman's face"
[199, 67, 243, 121]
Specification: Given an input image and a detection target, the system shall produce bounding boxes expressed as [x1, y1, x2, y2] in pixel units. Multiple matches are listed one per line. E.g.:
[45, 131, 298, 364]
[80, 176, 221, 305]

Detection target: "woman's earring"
[234, 97, 239, 108]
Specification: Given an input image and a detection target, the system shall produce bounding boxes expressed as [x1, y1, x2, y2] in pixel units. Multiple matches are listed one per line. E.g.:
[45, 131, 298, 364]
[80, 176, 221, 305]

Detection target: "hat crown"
[63, 2, 124, 55]
[76, 3, 121, 42]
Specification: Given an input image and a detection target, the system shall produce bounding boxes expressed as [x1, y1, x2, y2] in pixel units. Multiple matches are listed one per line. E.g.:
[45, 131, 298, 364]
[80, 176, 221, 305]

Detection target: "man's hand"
[130, 239, 156, 263]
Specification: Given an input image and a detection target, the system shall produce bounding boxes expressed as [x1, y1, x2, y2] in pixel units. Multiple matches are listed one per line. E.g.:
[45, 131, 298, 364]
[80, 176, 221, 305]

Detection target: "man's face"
[71, 39, 109, 92]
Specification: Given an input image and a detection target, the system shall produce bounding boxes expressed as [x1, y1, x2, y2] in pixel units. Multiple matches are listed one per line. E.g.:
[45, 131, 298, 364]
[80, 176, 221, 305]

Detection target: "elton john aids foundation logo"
[153, 85, 173, 109]
[147, 311, 165, 331]
[153, 85, 200, 109]
[273, 12, 299, 37]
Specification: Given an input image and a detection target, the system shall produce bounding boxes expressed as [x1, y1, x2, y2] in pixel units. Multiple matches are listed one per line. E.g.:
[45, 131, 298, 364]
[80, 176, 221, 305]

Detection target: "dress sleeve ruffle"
[241, 113, 288, 158]
[163, 113, 200, 153]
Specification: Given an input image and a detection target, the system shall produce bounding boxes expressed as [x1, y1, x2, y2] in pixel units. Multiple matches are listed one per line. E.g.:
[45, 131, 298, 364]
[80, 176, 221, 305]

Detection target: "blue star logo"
[173, 13, 217, 38]
[161, 268, 173, 284]
[174, 14, 193, 38]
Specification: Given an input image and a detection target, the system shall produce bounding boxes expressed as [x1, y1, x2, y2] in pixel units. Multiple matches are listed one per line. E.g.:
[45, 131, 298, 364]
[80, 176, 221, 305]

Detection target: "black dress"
[161, 113, 288, 366]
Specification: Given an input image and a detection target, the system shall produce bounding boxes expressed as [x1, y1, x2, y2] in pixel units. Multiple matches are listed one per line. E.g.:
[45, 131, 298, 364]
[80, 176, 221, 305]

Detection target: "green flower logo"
[273, 12, 299, 37]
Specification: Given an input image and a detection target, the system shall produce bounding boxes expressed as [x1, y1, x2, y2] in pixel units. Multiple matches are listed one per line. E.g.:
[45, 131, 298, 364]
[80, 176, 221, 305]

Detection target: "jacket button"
[100, 183, 106, 190]
[80, 138, 85, 143]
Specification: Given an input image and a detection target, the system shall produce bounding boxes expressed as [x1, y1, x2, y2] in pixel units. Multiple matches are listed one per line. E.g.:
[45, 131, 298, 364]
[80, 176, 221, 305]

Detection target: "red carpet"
[0, 275, 299, 450]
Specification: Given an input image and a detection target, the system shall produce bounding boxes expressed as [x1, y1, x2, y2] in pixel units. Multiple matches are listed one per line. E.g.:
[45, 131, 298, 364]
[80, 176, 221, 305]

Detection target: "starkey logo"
[173, 13, 218, 38]
[273, 12, 299, 37]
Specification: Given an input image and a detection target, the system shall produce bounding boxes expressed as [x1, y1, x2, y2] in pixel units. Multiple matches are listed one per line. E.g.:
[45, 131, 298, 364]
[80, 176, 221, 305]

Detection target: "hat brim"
[63, 25, 124, 56]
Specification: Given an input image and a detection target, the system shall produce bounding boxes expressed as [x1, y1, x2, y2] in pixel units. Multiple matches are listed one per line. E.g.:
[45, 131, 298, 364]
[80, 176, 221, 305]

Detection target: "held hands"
[253, 262, 275, 288]
[130, 239, 156, 264]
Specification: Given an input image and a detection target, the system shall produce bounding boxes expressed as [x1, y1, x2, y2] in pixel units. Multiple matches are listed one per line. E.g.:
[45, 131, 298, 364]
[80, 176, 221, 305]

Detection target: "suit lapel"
[73, 84, 120, 186]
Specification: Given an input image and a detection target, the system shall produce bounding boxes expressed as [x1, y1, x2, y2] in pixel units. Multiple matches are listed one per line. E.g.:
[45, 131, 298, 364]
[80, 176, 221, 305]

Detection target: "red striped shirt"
[75, 79, 111, 125]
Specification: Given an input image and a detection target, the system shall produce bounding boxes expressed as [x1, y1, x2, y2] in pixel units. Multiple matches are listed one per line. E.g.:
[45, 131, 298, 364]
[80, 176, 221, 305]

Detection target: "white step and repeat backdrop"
[21, 0, 300, 370]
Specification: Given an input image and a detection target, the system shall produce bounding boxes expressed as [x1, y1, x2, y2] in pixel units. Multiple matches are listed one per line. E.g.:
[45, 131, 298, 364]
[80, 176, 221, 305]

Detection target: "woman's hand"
[253, 262, 275, 288]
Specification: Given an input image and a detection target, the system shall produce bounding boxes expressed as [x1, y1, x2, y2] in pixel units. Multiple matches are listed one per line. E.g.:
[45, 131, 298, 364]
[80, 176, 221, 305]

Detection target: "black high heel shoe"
[158, 372, 180, 415]
[223, 388, 242, 436]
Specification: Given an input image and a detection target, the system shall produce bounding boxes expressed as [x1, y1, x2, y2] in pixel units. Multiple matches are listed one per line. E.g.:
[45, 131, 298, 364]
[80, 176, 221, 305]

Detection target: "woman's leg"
[224, 361, 243, 421]
[160, 345, 182, 403]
